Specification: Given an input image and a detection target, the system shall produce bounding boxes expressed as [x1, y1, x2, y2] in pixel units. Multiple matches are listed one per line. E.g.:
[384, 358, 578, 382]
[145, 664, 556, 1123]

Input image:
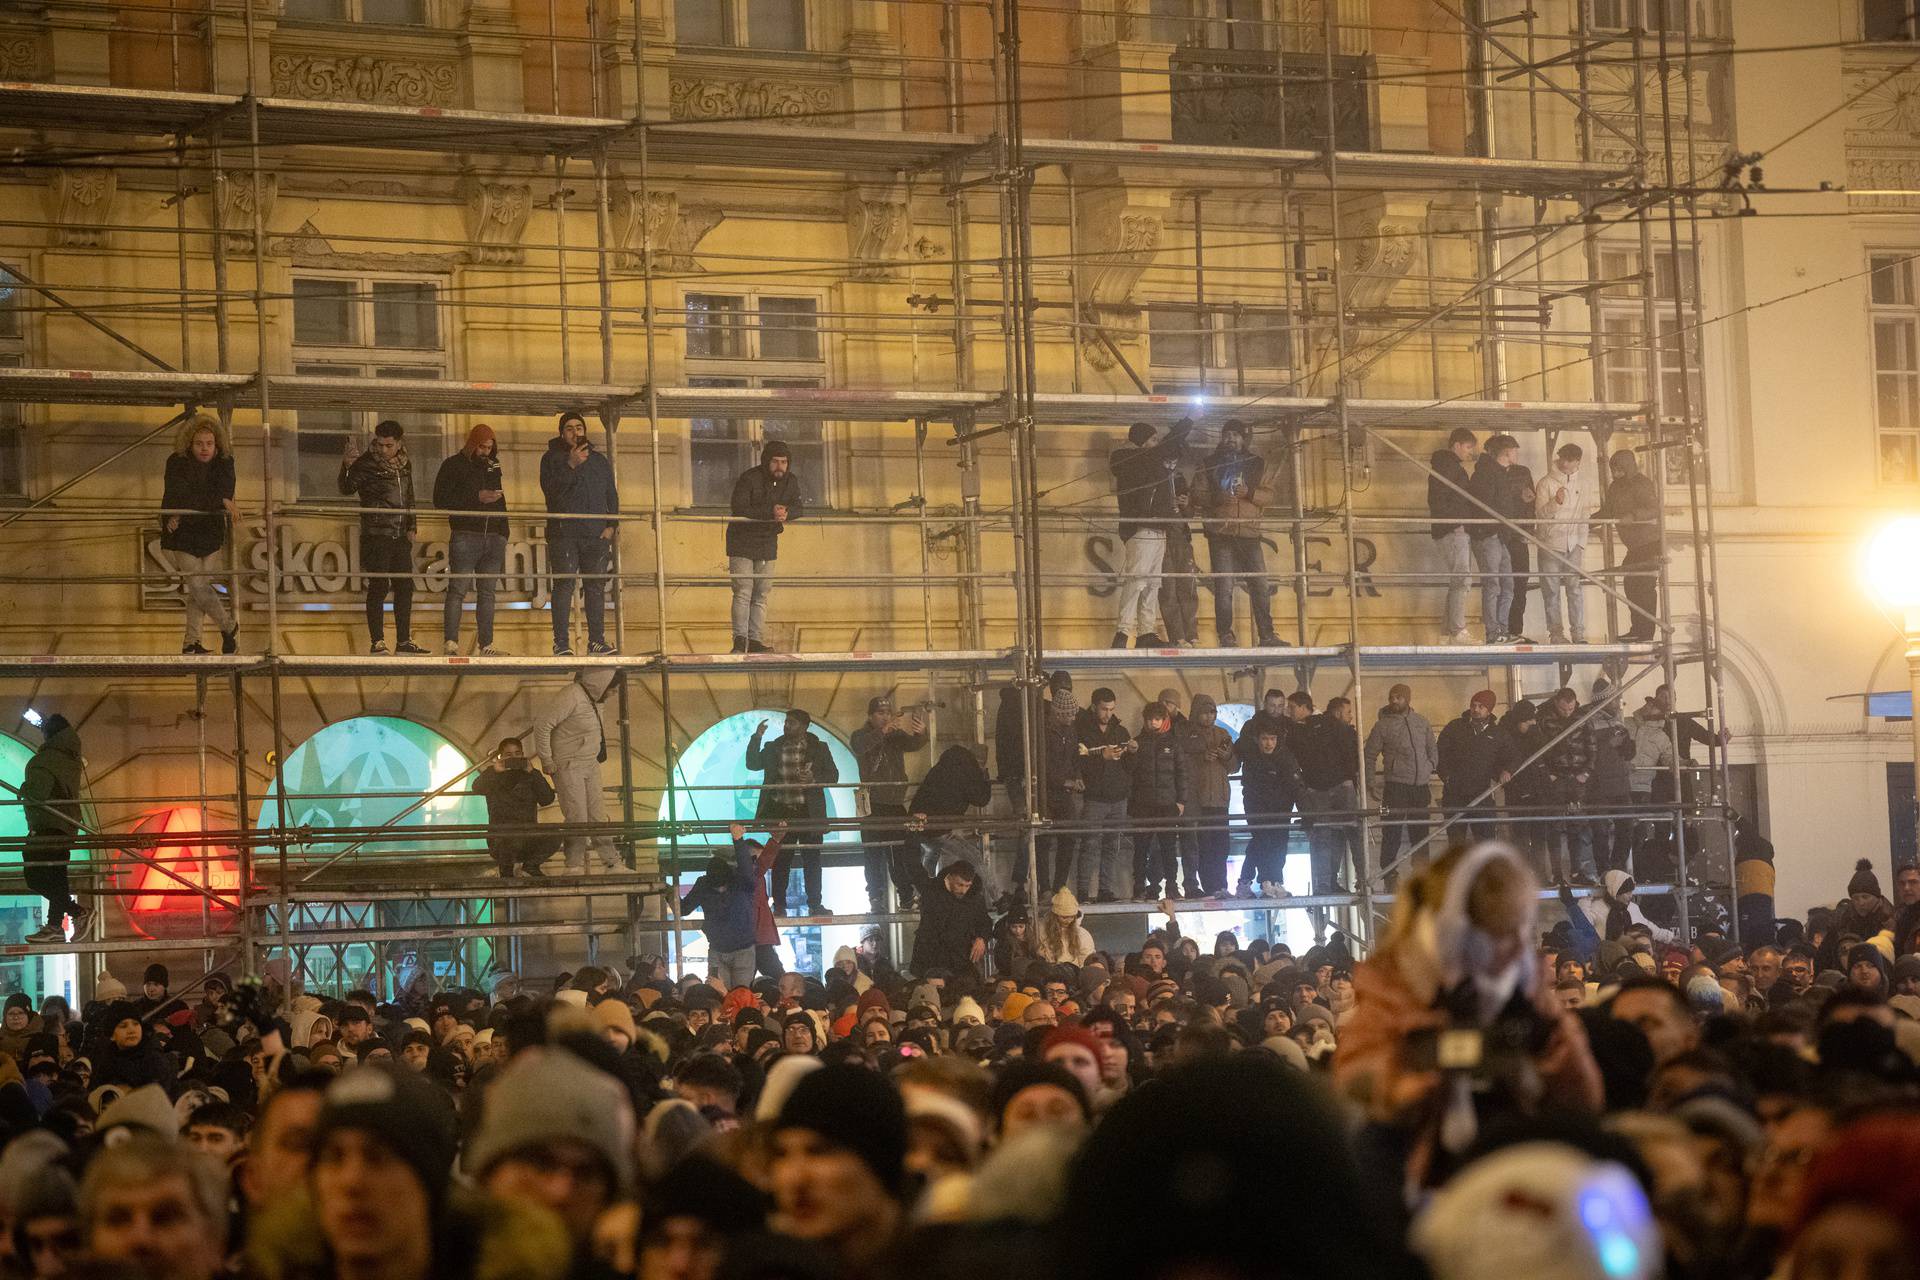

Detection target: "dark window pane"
[677, 0, 728, 45]
[362, 0, 425, 22]
[297, 430, 352, 498]
[372, 282, 439, 350]
[293, 278, 354, 346]
[1150, 305, 1207, 370]
[1873, 255, 1912, 305]
[686, 294, 748, 359]
[0, 426, 21, 496]
[282, 0, 347, 18]
[1867, 0, 1917, 41]
[745, 0, 805, 49]
[759, 297, 819, 361]
[1233, 310, 1290, 369]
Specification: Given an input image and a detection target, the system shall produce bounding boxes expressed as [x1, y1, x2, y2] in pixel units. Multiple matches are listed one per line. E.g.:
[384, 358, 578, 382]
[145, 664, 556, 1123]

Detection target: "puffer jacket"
[1537, 703, 1593, 780]
[1294, 712, 1358, 791]
[1364, 707, 1438, 787]
[1176, 720, 1235, 809]
[1128, 725, 1189, 814]
[1110, 419, 1191, 541]
[1625, 708, 1675, 794]
[159, 418, 236, 558]
[338, 447, 416, 539]
[1196, 440, 1269, 538]
[22, 726, 84, 841]
[1436, 713, 1503, 805]
[726, 443, 805, 561]
[910, 874, 992, 977]
[527, 671, 614, 769]
[1238, 740, 1303, 815]
[1535, 466, 1590, 554]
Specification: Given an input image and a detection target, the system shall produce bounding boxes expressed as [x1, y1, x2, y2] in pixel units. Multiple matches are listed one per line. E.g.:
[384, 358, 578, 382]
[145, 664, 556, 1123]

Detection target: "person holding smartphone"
[541, 410, 619, 656]
[472, 736, 557, 877]
[433, 423, 508, 655]
[339, 419, 425, 654]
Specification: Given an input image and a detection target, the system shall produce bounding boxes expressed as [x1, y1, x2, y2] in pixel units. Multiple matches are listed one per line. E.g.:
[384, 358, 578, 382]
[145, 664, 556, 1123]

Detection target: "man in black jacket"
[540, 410, 619, 656]
[1428, 427, 1478, 644]
[471, 736, 556, 877]
[1468, 440, 1514, 644]
[746, 710, 839, 915]
[910, 858, 991, 978]
[1075, 689, 1132, 903]
[1437, 691, 1503, 846]
[851, 696, 928, 914]
[1598, 448, 1660, 641]
[1537, 687, 1597, 886]
[1488, 434, 1538, 642]
[1235, 723, 1302, 899]
[727, 440, 804, 654]
[1108, 418, 1190, 649]
[433, 423, 508, 655]
[1128, 703, 1188, 901]
[340, 419, 425, 654]
[1295, 696, 1361, 907]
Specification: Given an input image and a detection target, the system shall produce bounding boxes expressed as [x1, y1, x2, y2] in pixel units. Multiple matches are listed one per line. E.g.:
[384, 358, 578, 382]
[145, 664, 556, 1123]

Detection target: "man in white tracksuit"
[1534, 442, 1592, 644]
[529, 668, 621, 873]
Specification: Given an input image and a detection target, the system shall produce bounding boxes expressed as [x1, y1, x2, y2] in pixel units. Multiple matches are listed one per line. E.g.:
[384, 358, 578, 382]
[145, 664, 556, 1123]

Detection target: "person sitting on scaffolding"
[726, 440, 804, 654]
[21, 712, 94, 944]
[339, 419, 426, 655]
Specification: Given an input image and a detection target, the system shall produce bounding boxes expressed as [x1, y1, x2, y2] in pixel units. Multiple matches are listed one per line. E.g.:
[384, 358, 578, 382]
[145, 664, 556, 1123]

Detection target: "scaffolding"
[0, 0, 1739, 993]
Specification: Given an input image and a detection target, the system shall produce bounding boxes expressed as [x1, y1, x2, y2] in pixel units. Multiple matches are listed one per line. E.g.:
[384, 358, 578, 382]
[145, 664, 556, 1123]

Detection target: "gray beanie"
[95, 1083, 180, 1140]
[467, 1048, 636, 1194]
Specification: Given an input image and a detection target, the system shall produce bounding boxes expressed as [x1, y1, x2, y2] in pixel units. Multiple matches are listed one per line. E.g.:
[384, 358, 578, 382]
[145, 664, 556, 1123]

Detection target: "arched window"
[0, 730, 78, 998]
[658, 710, 860, 849]
[257, 715, 487, 862]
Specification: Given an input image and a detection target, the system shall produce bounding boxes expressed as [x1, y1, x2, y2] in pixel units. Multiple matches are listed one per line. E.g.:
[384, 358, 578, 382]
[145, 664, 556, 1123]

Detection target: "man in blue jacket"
[541, 410, 619, 656]
[682, 822, 766, 988]
[727, 440, 804, 654]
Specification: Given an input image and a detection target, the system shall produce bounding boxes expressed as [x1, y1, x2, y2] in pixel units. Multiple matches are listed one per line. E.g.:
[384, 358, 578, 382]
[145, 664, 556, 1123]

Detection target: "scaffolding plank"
[662, 649, 1014, 675]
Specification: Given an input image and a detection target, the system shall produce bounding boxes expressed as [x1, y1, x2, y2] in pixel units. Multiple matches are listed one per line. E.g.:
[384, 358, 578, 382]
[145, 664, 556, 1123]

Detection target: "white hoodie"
[1579, 870, 1675, 944]
[1534, 465, 1590, 554]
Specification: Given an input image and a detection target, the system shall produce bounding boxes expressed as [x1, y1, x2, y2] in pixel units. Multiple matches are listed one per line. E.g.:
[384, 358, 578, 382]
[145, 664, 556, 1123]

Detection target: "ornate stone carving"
[211, 173, 278, 253]
[0, 35, 44, 79]
[1848, 67, 1920, 137]
[1849, 154, 1920, 209]
[608, 187, 725, 272]
[668, 76, 835, 124]
[46, 168, 116, 248]
[1340, 197, 1424, 313]
[458, 175, 532, 265]
[270, 54, 458, 107]
[270, 221, 463, 273]
[1074, 187, 1162, 372]
[845, 184, 910, 283]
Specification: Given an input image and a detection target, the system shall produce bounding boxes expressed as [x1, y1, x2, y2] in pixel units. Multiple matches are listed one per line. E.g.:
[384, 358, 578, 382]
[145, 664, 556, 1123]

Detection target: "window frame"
[680, 286, 832, 509]
[279, 0, 431, 27]
[289, 270, 450, 503]
[1145, 298, 1296, 395]
[1869, 249, 1920, 486]
[1862, 0, 1917, 43]
[673, 0, 810, 51]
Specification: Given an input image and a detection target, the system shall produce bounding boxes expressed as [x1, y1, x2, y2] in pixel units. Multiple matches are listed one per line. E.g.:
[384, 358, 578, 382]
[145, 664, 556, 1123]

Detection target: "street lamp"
[1864, 516, 1920, 865]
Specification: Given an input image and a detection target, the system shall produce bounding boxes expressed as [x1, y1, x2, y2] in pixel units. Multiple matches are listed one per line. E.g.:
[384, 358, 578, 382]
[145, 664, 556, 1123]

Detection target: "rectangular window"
[683, 290, 828, 506]
[0, 265, 25, 498]
[1597, 244, 1704, 482]
[291, 274, 447, 500]
[283, 0, 425, 22]
[1871, 252, 1920, 484]
[1148, 301, 1294, 392]
[676, 0, 806, 49]
[1865, 0, 1916, 41]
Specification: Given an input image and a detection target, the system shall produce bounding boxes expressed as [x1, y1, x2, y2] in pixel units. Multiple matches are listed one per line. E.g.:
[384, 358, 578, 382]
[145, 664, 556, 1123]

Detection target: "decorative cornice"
[607, 187, 725, 272]
[270, 53, 459, 107]
[46, 167, 116, 248]
[269, 220, 462, 272]
[458, 175, 531, 265]
[668, 75, 835, 124]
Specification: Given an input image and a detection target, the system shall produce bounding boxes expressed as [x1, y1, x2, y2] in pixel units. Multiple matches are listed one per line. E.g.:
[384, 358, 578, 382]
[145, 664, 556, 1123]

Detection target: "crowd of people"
[1, 838, 1917, 1280]
[1107, 418, 1662, 649]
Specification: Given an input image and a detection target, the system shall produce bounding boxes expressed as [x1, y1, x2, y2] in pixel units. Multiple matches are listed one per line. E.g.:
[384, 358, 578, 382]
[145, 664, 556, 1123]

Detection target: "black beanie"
[1848, 858, 1882, 898]
[313, 1066, 458, 1205]
[774, 1063, 907, 1196]
[990, 1059, 1091, 1131]
[143, 964, 168, 988]
[641, 1156, 770, 1239]
[1128, 421, 1156, 445]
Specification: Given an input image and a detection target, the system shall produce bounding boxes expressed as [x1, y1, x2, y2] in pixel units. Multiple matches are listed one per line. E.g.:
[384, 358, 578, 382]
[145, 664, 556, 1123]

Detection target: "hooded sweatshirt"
[726, 442, 804, 561]
[159, 418, 236, 558]
[1579, 870, 1674, 944]
[527, 670, 614, 768]
[432, 425, 507, 537]
[1428, 447, 1475, 539]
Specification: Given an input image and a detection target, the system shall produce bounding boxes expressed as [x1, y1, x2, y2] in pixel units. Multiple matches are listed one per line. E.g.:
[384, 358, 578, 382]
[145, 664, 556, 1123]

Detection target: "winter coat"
[1427, 448, 1474, 539]
[1196, 442, 1270, 539]
[472, 764, 554, 827]
[247, 1187, 571, 1280]
[1075, 711, 1134, 804]
[726, 444, 805, 561]
[527, 672, 612, 769]
[1238, 741, 1303, 815]
[994, 687, 1026, 787]
[338, 447, 416, 539]
[539, 435, 618, 543]
[1364, 707, 1438, 787]
[1534, 467, 1590, 554]
[1536, 704, 1593, 781]
[750, 834, 783, 946]
[1466, 454, 1508, 543]
[909, 746, 993, 820]
[1165, 502, 1197, 572]
[1585, 704, 1635, 797]
[433, 450, 507, 538]
[681, 839, 760, 954]
[1496, 708, 1545, 805]
[1830, 896, 1894, 946]
[159, 438, 235, 559]
[910, 874, 992, 977]
[1110, 420, 1191, 541]
[1436, 714, 1503, 805]
[1040, 699, 1082, 805]
[1128, 726, 1189, 814]
[1625, 709, 1675, 794]
[1496, 460, 1537, 530]
[1294, 713, 1359, 791]
[22, 726, 84, 841]
[1579, 871, 1676, 944]
[1598, 468, 1660, 552]
[1177, 721, 1235, 809]
[850, 721, 928, 809]
[745, 727, 838, 823]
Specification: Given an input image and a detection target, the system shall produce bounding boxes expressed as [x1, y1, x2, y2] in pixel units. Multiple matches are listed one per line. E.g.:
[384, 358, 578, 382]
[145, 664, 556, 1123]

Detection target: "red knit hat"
[1040, 1023, 1103, 1062]
[1789, 1113, 1920, 1256]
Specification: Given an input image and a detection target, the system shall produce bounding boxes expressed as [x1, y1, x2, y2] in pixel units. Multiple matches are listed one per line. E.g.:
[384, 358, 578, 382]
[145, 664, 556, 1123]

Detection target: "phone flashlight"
[21, 709, 42, 728]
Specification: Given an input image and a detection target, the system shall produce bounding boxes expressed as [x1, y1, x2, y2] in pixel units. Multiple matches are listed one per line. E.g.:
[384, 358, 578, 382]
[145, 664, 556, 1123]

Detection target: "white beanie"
[93, 971, 127, 1002]
[94, 1084, 181, 1141]
[1412, 1142, 1659, 1280]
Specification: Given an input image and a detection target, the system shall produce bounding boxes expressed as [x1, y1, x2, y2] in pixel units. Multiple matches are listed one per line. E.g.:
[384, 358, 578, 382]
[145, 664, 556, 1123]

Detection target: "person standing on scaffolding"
[340, 419, 426, 655]
[1108, 417, 1190, 649]
[21, 712, 93, 944]
[746, 710, 838, 916]
[160, 412, 239, 656]
[727, 440, 804, 654]
[542, 410, 620, 657]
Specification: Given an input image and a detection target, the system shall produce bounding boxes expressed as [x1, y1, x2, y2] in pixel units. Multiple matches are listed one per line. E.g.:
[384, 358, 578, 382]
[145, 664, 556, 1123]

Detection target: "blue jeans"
[1540, 547, 1586, 642]
[1207, 534, 1273, 642]
[443, 531, 505, 646]
[549, 537, 609, 649]
[1435, 528, 1471, 635]
[729, 555, 773, 642]
[1078, 797, 1128, 900]
[1471, 535, 1513, 641]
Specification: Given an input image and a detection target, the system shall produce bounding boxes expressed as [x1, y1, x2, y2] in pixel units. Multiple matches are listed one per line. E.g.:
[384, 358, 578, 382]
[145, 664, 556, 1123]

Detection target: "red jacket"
[752, 834, 783, 946]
